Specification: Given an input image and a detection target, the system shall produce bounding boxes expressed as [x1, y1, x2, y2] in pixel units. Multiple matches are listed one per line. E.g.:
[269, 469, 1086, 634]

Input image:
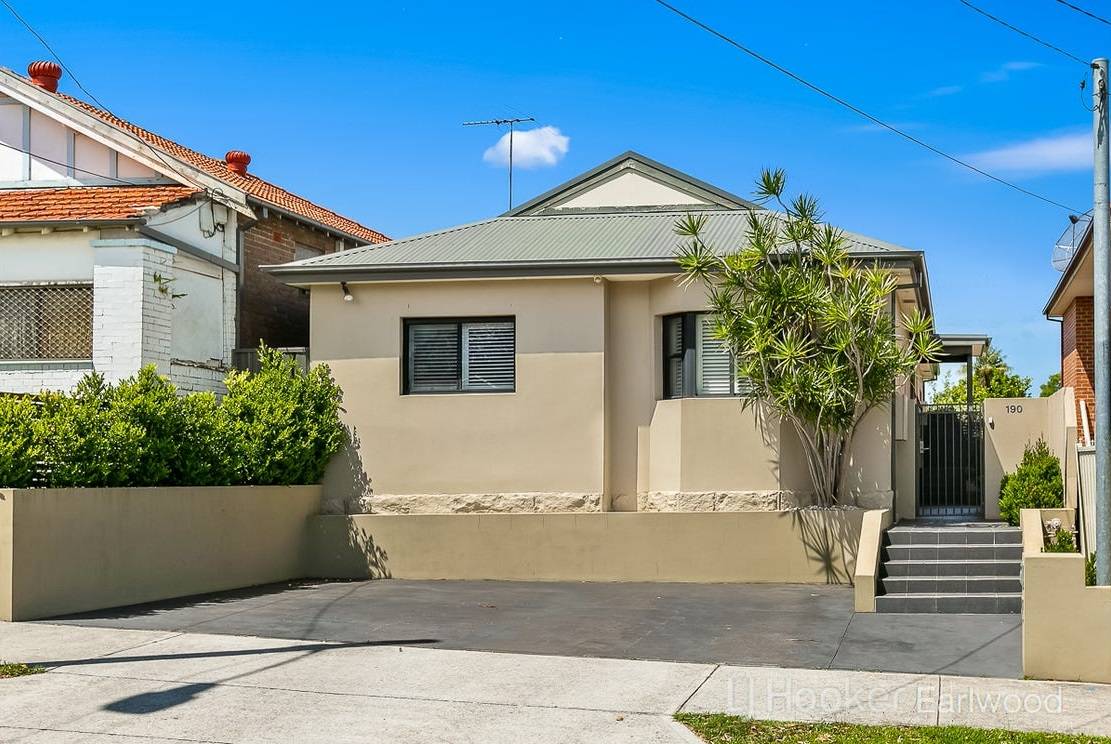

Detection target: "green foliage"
[1044, 527, 1076, 554]
[676, 713, 1111, 743]
[998, 439, 1064, 526]
[33, 374, 145, 488]
[1040, 372, 1062, 398]
[0, 347, 346, 488]
[675, 169, 941, 505]
[1087, 553, 1097, 587]
[0, 395, 38, 488]
[0, 662, 44, 679]
[932, 346, 1031, 404]
[221, 346, 347, 486]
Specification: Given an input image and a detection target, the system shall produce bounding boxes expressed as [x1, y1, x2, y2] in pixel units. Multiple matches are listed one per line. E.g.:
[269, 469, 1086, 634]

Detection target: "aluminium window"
[663, 312, 751, 398]
[0, 284, 93, 361]
[404, 317, 515, 394]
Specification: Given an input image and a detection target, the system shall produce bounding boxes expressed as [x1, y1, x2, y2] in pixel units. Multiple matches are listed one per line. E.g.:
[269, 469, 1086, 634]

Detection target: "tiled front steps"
[875, 524, 1023, 614]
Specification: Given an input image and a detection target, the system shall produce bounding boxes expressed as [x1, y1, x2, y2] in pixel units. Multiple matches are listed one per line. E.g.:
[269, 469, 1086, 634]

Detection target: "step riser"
[885, 545, 1022, 561]
[881, 577, 1021, 594]
[886, 530, 1022, 546]
[876, 595, 1022, 614]
[883, 561, 1021, 577]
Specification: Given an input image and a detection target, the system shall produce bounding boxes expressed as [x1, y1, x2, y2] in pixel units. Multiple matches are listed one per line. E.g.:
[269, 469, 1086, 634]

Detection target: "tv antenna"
[463, 116, 534, 209]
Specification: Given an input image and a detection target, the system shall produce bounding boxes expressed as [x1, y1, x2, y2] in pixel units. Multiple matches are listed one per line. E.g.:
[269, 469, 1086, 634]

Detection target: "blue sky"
[7, 0, 1104, 387]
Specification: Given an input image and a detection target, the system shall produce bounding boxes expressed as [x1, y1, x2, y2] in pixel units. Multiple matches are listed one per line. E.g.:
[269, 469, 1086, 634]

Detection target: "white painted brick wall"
[170, 362, 227, 395]
[0, 365, 92, 394]
[90, 239, 176, 383]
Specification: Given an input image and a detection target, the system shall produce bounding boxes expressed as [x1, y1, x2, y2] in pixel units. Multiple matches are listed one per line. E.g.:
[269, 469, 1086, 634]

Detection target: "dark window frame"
[662, 311, 743, 399]
[402, 315, 516, 395]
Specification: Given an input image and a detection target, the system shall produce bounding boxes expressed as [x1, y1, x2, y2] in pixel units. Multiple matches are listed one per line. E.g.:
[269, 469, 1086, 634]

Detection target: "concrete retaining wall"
[308, 509, 871, 585]
[0, 486, 321, 621]
[1021, 507, 1111, 683]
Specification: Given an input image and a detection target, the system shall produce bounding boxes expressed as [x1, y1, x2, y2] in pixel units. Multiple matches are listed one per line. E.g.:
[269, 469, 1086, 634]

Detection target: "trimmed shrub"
[173, 392, 233, 486]
[998, 438, 1063, 527]
[0, 347, 347, 489]
[0, 395, 38, 488]
[34, 374, 145, 488]
[221, 346, 347, 486]
[1088, 553, 1098, 587]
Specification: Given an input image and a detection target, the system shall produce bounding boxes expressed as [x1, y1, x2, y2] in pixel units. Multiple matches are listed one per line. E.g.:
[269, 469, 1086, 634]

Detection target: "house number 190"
[1005, 404, 1023, 414]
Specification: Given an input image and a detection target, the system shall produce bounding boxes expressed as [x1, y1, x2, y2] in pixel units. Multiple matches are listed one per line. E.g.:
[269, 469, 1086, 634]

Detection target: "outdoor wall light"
[341, 282, 354, 302]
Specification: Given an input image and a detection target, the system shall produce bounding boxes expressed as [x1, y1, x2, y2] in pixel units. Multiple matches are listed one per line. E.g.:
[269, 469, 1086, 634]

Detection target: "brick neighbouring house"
[1045, 215, 1095, 437]
[0, 61, 387, 394]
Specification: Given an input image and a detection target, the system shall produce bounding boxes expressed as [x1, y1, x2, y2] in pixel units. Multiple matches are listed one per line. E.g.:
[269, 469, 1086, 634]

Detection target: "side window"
[663, 312, 748, 398]
[404, 317, 515, 394]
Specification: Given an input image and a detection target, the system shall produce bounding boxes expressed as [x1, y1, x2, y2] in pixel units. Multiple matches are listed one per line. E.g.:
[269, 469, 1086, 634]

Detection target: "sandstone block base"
[359, 493, 603, 514]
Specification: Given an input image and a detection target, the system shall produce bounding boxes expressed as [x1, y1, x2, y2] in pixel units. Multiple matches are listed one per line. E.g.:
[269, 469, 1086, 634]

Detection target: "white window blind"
[664, 312, 753, 398]
[408, 323, 459, 392]
[462, 320, 515, 391]
[696, 314, 733, 395]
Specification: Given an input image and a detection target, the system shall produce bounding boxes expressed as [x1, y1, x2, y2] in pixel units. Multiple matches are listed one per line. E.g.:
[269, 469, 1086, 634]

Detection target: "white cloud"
[925, 84, 964, 98]
[981, 60, 1041, 83]
[483, 126, 569, 168]
[967, 131, 1089, 173]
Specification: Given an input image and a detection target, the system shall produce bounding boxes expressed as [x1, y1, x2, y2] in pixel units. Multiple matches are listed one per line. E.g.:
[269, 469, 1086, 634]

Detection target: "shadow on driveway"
[40, 579, 1022, 679]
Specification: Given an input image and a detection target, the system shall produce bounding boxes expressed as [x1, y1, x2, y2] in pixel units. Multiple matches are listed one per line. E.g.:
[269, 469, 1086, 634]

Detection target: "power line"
[0, 0, 223, 201]
[1054, 0, 1111, 28]
[0, 139, 149, 185]
[958, 0, 1088, 65]
[652, 0, 1083, 213]
[0, 0, 110, 110]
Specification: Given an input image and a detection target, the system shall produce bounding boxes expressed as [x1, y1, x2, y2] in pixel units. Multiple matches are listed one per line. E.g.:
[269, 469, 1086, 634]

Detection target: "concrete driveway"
[41, 579, 1022, 679]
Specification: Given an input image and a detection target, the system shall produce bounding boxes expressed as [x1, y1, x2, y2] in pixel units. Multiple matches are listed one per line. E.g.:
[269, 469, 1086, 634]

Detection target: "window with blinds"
[663, 312, 751, 398]
[405, 317, 515, 393]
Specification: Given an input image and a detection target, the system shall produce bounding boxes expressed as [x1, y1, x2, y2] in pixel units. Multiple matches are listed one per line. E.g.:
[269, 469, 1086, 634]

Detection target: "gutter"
[265, 250, 932, 292]
[0, 218, 142, 230]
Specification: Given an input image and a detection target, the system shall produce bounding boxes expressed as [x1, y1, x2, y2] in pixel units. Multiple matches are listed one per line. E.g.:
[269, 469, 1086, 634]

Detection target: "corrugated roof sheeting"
[288, 210, 908, 270]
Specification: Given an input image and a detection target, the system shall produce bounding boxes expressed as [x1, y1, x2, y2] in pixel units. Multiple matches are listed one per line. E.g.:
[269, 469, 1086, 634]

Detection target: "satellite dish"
[1052, 213, 1091, 271]
[1052, 242, 1075, 271]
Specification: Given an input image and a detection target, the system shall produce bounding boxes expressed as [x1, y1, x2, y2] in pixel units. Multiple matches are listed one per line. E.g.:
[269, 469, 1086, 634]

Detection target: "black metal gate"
[917, 404, 985, 518]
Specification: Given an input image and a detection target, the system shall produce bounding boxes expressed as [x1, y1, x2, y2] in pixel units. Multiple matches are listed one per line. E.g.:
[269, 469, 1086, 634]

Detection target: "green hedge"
[0, 347, 346, 488]
[998, 438, 1063, 526]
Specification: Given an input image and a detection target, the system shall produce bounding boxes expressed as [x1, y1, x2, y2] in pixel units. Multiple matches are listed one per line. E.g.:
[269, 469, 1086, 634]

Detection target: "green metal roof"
[264, 208, 916, 280]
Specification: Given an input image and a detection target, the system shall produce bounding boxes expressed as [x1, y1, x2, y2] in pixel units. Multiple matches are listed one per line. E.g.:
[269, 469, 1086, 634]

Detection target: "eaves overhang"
[264, 249, 933, 303]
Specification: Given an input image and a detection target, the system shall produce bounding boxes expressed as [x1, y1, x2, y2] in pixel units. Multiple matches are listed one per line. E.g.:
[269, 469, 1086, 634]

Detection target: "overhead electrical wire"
[1053, 0, 1111, 28]
[958, 0, 1089, 65]
[0, 139, 152, 185]
[0, 0, 230, 204]
[652, 0, 1083, 213]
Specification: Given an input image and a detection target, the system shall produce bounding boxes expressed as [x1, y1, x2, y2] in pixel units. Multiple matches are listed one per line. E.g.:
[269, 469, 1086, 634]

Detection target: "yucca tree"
[676, 169, 941, 507]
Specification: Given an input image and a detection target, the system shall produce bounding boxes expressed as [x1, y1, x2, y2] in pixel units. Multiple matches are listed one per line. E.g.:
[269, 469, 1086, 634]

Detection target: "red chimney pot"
[27, 61, 62, 93]
[224, 150, 251, 175]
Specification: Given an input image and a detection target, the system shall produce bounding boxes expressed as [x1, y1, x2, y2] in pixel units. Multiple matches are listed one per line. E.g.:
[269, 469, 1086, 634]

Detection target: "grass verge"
[676, 714, 1111, 743]
[0, 662, 44, 679]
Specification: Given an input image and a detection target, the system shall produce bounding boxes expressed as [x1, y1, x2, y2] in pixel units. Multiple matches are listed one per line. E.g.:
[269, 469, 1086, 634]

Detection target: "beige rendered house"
[267, 152, 951, 517]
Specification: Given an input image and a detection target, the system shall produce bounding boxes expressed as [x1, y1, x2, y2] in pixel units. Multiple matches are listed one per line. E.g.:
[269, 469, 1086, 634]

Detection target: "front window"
[404, 317, 515, 394]
[663, 312, 749, 398]
[0, 284, 93, 361]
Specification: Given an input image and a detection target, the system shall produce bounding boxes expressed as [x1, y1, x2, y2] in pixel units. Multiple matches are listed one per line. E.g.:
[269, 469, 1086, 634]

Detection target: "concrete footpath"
[1, 623, 1110, 743]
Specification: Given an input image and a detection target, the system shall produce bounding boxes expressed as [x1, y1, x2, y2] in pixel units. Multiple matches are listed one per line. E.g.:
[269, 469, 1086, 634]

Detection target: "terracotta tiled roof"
[0, 185, 200, 222]
[51, 92, 388, 245]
